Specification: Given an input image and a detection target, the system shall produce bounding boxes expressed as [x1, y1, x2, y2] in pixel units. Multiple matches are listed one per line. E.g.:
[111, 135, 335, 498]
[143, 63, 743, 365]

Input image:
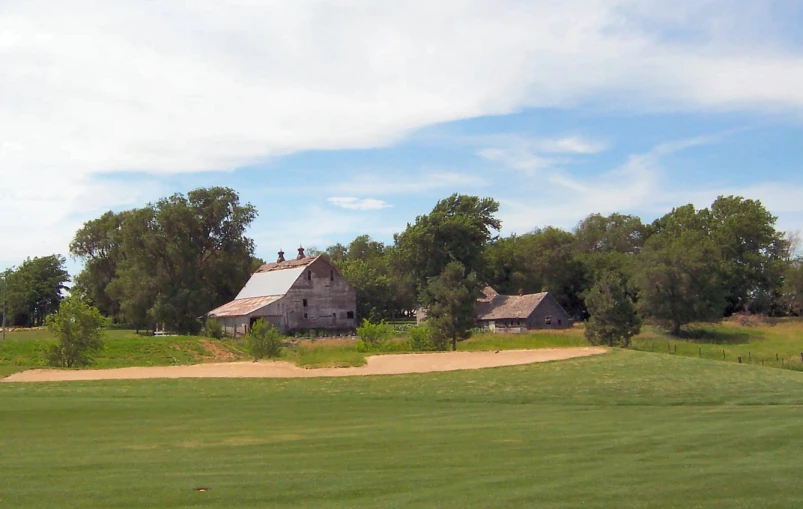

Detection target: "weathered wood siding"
[280, 257, 357, 333]
[525, 295, 571, 329]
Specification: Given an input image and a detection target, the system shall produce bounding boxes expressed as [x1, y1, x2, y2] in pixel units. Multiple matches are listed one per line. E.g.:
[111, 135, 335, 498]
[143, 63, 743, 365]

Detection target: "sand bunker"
[2, 347, 607, 383]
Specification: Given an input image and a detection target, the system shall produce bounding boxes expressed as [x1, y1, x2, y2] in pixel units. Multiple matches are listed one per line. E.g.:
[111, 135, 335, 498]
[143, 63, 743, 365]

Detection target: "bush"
[247, 319, 284, 360]
[356, 319, 393, 352]
[204, 317, 224, 339]
[407, 323, 438, 351]
[45, 297, 107, 367]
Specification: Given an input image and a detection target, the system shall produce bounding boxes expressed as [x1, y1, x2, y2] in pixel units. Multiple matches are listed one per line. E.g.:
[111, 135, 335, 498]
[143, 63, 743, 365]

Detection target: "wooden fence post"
[723, 350, 726, 359]
[738, 357, 742, 364]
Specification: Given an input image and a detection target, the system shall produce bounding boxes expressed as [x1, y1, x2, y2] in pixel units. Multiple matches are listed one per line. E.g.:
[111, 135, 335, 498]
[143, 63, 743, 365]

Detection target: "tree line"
[2, 187, 802, 341]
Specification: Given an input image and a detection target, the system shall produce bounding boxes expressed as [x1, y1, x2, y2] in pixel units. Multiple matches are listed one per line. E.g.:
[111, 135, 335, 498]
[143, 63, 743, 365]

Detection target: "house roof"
[208, 295, 282, 317]
[475, 292, 549, 320]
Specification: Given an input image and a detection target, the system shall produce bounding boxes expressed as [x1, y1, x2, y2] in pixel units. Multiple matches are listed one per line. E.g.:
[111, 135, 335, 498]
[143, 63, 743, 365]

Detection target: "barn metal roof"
[208, 295, 282, 317]
[235, 266, 306, 299]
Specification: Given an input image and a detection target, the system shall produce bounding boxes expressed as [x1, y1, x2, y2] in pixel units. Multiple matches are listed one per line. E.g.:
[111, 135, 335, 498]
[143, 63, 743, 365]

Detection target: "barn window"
[303, 298, 308, 307]
[307, 270, 312, 281]
[545, 316, 552, 325]
[347, 311, 354, 319]
[303, 312, 308, 319]
[558, 319, 562, 326]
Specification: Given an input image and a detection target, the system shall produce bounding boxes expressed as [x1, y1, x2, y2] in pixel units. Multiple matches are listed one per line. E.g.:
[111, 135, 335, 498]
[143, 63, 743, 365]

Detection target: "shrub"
[407, 323, 437, 351]
[204, 317, 224, 339]
[45, 297, 107, 367]
[356, 319, 393, 352]
[247, 319, 284, 360]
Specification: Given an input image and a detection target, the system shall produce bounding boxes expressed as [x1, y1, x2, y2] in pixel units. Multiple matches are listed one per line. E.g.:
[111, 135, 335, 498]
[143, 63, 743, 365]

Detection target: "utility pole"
[1, 273, 6, 341]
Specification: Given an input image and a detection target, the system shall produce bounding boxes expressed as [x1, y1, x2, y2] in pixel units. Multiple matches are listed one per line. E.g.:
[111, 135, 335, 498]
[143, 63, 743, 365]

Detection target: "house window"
[545, 316, 552, 325]
[347, 311, 354, 319]
[330, 270, 334, 281]
[303, 299, 308, 307]
[303, 312, 308, 319]
[307, 270, 312, 281]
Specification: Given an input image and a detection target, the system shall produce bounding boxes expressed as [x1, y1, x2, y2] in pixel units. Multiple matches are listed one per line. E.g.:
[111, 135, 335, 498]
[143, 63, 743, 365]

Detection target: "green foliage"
[246, 319, 284, 360]
[392, 194, 500, 294]
[70, 210, 126, 319]
[84, 187, 258, 333]
[484, 227, 585, 315]
[355, 319, 393, 352]
[204, 317, 224, 339]
[584, 271, 641, 347]
[423, 262, 480, 351]
[407, 322, 438, 351]
[3, 255, 70, 327]
[45, 297, 106, 367]
[633, 231, 726, 334]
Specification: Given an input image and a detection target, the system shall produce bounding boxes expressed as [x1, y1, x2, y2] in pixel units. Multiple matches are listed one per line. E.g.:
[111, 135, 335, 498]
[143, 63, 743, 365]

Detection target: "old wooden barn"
[207, 248, 357, 336]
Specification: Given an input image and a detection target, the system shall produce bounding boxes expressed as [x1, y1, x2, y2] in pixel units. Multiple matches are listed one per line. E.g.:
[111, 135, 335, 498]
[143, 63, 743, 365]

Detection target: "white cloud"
[327, 197, 391, 210]
[2, 0, 803, 264]
[477, 135, 606, 174]
[333, 172, 489, 196]
[536, 137, 609, 154]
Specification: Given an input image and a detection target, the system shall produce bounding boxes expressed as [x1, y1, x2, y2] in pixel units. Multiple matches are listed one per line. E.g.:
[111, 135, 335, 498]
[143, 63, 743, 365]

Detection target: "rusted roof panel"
[475, 292, 549, 320]
[208, 296, 282, 317]
[256, 256, 318, 273]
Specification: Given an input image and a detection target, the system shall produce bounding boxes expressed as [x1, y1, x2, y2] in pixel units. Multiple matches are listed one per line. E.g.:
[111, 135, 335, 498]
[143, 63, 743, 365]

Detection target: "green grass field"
[2, 350, 803, 508]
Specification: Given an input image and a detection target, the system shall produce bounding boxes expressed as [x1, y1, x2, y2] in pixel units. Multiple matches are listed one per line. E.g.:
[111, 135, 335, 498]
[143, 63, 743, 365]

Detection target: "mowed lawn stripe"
[1, 351, 803, 508]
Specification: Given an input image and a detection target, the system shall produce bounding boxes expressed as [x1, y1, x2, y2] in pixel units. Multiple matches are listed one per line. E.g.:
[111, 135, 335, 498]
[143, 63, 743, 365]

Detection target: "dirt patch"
[2, 347, 607, 383]
[199, 340, 238, 362]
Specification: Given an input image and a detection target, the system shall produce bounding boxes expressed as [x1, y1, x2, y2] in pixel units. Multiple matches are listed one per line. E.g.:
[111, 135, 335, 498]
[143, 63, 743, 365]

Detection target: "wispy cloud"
[327, 197, 392, 211]
[477, 135, 606, 174]
[333, 172, 489, 196]
[497, 133, 726, 233]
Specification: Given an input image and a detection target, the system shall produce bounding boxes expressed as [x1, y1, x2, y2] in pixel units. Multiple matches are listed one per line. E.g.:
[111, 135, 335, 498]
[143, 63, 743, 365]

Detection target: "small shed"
[475, 286, 571, 332]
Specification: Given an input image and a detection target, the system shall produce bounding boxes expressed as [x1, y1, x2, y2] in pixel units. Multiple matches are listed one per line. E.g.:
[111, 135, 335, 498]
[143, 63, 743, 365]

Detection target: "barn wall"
[218, 316, 249, 337]
[526, 296, 571, 329]
[282, 258, 357, 332]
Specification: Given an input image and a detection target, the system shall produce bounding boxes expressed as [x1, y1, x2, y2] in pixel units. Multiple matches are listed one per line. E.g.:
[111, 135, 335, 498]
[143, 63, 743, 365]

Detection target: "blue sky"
[1, 0, 802, 276]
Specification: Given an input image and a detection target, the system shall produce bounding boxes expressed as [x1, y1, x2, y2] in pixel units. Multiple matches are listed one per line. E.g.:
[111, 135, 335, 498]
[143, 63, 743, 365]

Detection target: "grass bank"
[2, 350, 803, 508]
[3, 319, 802, 374]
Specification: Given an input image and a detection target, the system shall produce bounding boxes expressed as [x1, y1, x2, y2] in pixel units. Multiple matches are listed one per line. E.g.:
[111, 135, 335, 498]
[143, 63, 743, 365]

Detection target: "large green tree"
[392, 194, 500, 295]
[70, 210, 127, 319]
[632, 231, 726, 335]
[422, 262, 480, 351]
[4, 255, 70, 326]
[105, 187, 257, 333]
[651, 197, 790, 315]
